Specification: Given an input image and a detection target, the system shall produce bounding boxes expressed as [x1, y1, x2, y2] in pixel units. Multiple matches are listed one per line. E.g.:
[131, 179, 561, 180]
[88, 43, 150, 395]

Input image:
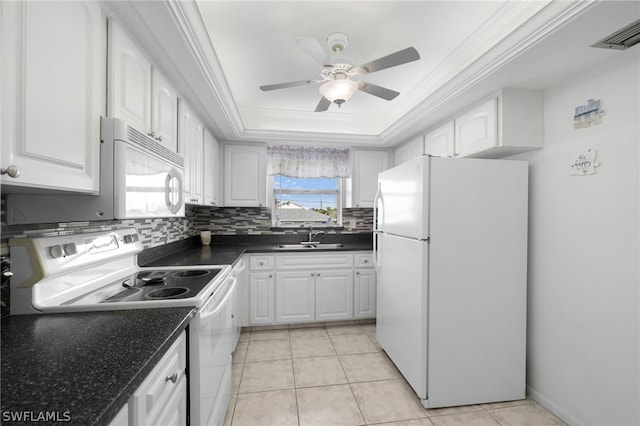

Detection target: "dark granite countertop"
[140, 234, 373, 268]
[1, 308, 194, 426]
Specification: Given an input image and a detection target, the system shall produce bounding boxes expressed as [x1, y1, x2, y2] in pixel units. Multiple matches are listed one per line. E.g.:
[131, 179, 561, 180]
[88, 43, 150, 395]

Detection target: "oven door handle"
[199, 277, 237, 325]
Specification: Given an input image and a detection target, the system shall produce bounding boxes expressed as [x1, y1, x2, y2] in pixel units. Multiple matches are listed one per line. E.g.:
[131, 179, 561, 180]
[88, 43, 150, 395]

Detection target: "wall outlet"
[349, 218, 356, 228]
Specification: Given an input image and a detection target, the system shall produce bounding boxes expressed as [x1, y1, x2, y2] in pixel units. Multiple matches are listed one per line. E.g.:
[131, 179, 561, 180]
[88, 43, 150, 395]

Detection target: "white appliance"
[6, 117, 184, 224]
[9, 228, 236, 426]
[374, 155, 528, 409]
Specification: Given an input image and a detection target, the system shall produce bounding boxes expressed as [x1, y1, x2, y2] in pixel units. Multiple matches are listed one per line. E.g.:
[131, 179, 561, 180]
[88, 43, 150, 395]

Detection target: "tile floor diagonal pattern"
[224, 324, 567, 426]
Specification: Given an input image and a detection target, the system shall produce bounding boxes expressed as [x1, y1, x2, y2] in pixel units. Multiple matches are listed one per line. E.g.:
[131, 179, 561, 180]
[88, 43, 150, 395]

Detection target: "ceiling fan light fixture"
[319, 79, 358, 106]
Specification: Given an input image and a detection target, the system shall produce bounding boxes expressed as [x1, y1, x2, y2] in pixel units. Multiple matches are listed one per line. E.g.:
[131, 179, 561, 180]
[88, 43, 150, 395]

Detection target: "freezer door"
[376, 233, 428, 399]
[376, 156, 429, 240]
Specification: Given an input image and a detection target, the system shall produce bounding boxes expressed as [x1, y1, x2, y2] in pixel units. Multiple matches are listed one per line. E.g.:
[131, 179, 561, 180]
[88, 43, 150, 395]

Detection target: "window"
[271, 175, 342, 227]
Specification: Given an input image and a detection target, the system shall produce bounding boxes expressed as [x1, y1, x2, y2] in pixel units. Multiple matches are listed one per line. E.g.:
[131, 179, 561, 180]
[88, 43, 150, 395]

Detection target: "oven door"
[189, 275, 237, 426]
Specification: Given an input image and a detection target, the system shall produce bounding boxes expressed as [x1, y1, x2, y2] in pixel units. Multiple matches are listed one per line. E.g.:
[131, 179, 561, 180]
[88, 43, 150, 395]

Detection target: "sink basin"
[277, 243, 344, 250]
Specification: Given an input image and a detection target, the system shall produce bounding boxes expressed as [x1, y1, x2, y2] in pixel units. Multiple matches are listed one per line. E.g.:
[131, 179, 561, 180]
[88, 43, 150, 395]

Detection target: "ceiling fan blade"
[357, 47, 420, 74]
[296, 37, 331, 66]
[314, 97, 331, 112]
[259, 80, 318, 91]
[357, 81, 400, 101]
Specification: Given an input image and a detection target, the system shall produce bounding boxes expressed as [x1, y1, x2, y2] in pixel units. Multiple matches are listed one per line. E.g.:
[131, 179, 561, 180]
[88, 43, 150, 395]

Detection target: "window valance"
[267, 145, 350, 178]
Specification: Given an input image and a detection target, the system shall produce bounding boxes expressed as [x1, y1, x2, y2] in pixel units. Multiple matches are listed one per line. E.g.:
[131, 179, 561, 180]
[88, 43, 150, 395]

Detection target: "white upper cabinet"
[224, 144, 267, 207]
[203, 128, 220, 207]
[1, 1, 105, 192]
[394, 135, 424, 166]
[151, 69, 179, 152]
[454, 98, 498, 157]
[350, 150, 390, 208]
[108, 20, 178, 153]
[454, 88, 543, 158]
[425, 121, 455, 158]
[179, 100, 204, 205]
[108, 20, 151, 135]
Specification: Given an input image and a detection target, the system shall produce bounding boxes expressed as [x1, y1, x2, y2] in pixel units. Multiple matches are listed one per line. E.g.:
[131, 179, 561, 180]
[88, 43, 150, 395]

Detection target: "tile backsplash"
[1, 198, 373, 248]
[189, 206, 373, 234]
[0, 197, 372, 316]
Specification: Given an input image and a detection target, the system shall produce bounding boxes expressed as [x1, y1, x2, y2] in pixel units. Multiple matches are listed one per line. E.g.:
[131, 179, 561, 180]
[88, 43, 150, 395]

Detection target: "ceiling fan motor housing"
[327, 32, 349, 53]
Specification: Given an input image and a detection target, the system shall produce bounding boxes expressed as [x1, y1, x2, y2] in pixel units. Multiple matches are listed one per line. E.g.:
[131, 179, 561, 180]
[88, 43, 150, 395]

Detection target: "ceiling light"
[319, 79, 358, 107]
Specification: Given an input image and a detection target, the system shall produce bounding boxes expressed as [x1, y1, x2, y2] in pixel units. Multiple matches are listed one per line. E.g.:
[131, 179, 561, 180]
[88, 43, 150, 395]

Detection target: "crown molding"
[116, 0, 596, 148]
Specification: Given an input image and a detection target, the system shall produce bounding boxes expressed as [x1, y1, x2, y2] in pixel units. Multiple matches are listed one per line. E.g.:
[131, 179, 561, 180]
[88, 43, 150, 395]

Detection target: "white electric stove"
[8, 228, 238, 426]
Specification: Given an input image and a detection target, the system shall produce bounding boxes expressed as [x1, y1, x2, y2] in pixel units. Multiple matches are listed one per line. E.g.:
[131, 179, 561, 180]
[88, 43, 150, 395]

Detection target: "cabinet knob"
[310, 273, 315, 277]
[1, 165, 20, 178]
[165, 372, 178, 384]
[316, 273, 320, 277]
[356, 272, 360, 275]
[363, 259, 369, 264]
[268, 274, 273, 278]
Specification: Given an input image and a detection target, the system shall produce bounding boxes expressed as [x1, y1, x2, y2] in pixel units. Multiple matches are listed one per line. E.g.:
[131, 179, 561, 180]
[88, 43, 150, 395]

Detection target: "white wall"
[511, 51, 639, 425]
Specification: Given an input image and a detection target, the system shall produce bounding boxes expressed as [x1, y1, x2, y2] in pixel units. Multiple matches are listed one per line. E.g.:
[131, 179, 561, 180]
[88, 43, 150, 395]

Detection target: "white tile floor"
[224, 324, 566, 426]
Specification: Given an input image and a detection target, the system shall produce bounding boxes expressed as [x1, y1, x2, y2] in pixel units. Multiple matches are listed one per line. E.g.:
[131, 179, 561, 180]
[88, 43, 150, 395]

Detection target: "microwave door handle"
[165, 170, 184, 214]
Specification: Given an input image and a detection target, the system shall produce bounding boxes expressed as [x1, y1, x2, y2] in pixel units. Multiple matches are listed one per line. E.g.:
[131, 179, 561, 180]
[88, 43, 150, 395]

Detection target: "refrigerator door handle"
[373, 232, 378, 271]
[373, 182, 384, 232]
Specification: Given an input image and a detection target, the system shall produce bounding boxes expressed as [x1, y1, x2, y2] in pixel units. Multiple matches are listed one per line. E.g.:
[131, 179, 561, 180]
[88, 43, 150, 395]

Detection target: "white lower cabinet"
[275, 271, 315, 323]
[316, 270, 354, 321]
[247, 252, 371, 325]
[108, 404, 129, 426]
[249, 272, 275, 324]
[111, 331, 188, 426]
[354, 268, 377, 319]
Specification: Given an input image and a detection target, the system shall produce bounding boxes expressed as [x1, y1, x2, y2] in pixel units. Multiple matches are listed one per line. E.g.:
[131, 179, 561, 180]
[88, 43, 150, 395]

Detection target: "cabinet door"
[425, 121, 455, 158]
[394, 136, 423, 166]
[316, 270, 354, 321]
[1, 1, 105, 192]
[151, 68, 178, 152]
[224, 144, 267, 207]
[108, 404, 129, 426]
[130, 331, 187, 425]
[454, 98, 498, 157]
[203, 128, 220, 206]
[179, 100, 204, 205]
[108, 20, 151, 134]
[151, 379, 187, 426]
[249, 272, 275, 324]
[275, 271, 315, 323]
[354, 268, 377, 318]
[351, 150, 389, 207]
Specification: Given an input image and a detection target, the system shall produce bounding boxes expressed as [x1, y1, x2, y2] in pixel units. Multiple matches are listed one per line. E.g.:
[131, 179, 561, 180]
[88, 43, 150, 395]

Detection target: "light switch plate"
[349, 219, 356, 228]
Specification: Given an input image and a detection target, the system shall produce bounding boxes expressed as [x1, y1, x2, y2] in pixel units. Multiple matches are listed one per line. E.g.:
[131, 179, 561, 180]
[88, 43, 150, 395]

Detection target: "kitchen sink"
[277, 243, 344, 250]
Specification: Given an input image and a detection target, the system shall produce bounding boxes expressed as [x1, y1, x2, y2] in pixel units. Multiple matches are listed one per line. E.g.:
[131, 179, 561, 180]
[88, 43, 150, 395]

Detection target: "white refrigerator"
[374, 155, 528, 409]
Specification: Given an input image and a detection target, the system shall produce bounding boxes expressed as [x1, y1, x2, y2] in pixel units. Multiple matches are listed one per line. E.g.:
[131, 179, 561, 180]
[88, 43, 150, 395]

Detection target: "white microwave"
[110, 119, 184, 218]
[6, 117, 185, 224]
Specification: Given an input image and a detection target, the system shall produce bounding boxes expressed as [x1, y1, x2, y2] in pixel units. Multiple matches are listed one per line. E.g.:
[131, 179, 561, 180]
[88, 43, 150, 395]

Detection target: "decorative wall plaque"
[574, 99, 605, 129]
[570, 149, 600, 175]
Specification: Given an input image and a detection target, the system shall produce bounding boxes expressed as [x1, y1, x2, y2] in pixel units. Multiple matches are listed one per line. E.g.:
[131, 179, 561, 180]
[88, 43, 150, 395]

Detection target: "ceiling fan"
[259, 32, 420, 112]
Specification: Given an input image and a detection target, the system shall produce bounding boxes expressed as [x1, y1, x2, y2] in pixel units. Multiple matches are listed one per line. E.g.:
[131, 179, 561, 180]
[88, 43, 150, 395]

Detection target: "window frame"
[269, 175, 344, 228]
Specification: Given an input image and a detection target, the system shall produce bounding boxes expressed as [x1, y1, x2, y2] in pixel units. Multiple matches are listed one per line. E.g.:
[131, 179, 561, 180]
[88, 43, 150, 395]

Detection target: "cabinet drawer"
[276, 253, 353, 270]
[250, 255, 275, 271]
[130, 331, 187, 424]
[354, 253, 374, 268]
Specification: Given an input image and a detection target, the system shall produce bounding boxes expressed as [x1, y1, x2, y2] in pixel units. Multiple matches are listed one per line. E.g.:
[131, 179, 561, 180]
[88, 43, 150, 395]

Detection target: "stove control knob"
[123, 234, 138, 244]
[63, 243, 77, 256]
[49, 245, 63, 259]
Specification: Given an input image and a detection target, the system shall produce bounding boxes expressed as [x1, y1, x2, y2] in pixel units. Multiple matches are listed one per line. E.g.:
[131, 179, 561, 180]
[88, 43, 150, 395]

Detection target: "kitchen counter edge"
[0, 307, 195, 426]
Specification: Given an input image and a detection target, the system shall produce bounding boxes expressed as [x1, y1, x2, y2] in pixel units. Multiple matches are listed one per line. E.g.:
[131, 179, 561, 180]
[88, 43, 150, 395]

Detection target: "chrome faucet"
[307, 229, 325, 243]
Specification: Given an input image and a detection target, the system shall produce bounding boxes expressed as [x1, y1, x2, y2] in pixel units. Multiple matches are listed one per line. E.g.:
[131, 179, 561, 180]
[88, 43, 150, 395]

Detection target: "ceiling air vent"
[592, 19, 640, 50]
